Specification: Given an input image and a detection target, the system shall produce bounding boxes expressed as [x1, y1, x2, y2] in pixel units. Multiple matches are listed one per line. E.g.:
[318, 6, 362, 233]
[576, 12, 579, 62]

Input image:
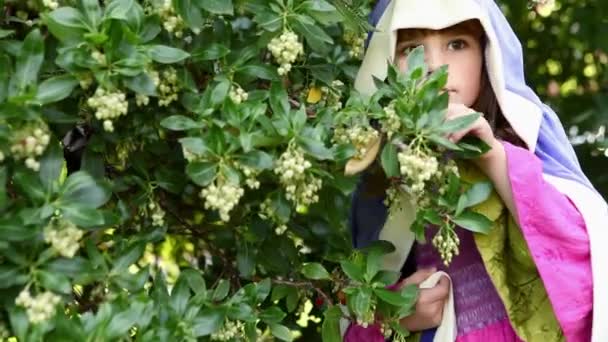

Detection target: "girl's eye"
[447, 39, 467, 50]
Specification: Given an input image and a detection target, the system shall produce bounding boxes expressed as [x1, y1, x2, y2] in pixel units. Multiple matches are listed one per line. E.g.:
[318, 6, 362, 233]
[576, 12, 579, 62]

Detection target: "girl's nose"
[424, 44, 445, 73]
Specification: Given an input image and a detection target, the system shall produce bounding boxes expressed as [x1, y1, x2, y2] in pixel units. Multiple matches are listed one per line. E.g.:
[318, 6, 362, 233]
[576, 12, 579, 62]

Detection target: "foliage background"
[0, 0, 606, 341]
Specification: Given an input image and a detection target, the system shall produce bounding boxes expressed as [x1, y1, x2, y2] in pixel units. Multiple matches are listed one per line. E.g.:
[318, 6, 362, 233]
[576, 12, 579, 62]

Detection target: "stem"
[272, 278, 334, 306]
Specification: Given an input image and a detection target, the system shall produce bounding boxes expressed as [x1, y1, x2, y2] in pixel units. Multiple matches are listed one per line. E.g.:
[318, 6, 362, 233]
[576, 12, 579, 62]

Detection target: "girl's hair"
[362, 20, 525, 198]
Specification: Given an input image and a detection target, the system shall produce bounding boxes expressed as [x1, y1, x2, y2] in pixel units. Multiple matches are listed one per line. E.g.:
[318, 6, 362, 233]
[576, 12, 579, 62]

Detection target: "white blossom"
[44, 218, 84, 258]
[200, 180, 244, 222]
[210, 320, 245, 341]
[268, 31, 304, 76]
[87, 87, 128, 132]
[228, 85, 248, 104]
[15, 289, 61, 324]
[274, 146, 322, 208]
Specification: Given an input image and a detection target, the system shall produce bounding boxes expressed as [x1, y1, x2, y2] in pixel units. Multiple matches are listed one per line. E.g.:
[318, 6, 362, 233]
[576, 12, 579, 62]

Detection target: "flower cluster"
[274, 146, 322, 208]
[91, 50, 107, 65]
[136, 93, 150, 107]
[343, 30, 365, 59]
[200, 179, 244, 222]
[87, 87, 128, 132]
[321, 80, 345, 111]
[210, 320, 245, 341]
[238, 164, 260, 189]
[43, 218, 84, 258]
[397, 149, 439, 194]
[355, 302, 376, 328]
[156, 0, 185, 38]
[147, 200, 166, 227]
[268, 31, 304, 76]
[381, 103, 402, 138]
[15, 289, 61, 324]
[228, 85, 248, 104]
[78, 73, 93, 90]
[9, 126, 51, 171]
[333, 126, 379, 159]
[42, 0, 59, 10]
[259, 198, 289, 235]
[154, 68, 180, 107]
[432, 226, 460, 266]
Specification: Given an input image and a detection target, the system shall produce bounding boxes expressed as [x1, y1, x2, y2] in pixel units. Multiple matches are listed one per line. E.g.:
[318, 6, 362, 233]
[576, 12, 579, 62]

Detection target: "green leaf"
[0, 29, 14, 39]
[106, 302, 146, 339]
[453, 211, 493, 234]
[160, 115, 204, 131]
[35, 75, 79, 105]
[111, 242, 145, 273]
[179, 137, 212, 157]
[301, 262, 331, 280]
[81, 0, 102, 28]
[193, 310, 224, 336]
[437, 113, 481, 134]
[11, 29, 44, 93]
[60, 171, 111, 209]
[260, 307, 286, 324]
[186, 162, 217, 187]
[371, 270, 400, 286]
[44, 7, 88, 43]
[123, 72, 157, 95]
[61, 204, 105, 228]
[104, 0, 135, 21]
[238, 64, 278, 81]
[405, 46, 425, 71]
[297, 136, 333, 160]
[237, 243, 255, 279]
[464, 182, 493, 208]
[0, 218, 37, 242]
[293, 15, 332, 53]
[285, 286, 299, 312]
[180, 268, 207, 295]
[269, 323, 293, 341]
[428, 134, 462, 151]
[381, 143, 399, 178]
[148, 45, 190, 64]
[0, 167, 6, 210]
[197, 0, 234, 15]
[349, 287, 372, 319]
[39, 141, 63, 193]
[175, 0, 204, 29]
[255, 278, 271, 302]
[38, 270, 72, 294]
[373, 288, 412, 306]
[212, 279, 230, 301]
[340, 260, 364, 282]
[270, 82, 289, 117]
[170, 274, 191, 315]
[211, 78, 231, 106]
[192, 43, 229, 61]
[13, 171, 46, 204]
[321, 306, 342, 342]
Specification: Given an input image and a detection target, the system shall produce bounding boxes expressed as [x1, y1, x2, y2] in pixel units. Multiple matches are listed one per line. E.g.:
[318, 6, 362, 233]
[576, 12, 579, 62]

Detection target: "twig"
[272, 278, 334, 306]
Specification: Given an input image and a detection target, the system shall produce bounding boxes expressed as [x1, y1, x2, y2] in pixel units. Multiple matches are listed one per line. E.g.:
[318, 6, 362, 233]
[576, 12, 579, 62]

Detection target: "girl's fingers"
[419, 276, 451, 303]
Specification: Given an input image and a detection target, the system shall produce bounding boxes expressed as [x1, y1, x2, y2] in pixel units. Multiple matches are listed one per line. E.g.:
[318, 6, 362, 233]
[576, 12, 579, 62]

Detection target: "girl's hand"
[397, 268, 450, 332]
[445, 103, 503, 165]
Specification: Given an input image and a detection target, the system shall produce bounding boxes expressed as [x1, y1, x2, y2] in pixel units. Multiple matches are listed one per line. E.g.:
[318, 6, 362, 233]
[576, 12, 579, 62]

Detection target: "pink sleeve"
[504, 142, 593, 342]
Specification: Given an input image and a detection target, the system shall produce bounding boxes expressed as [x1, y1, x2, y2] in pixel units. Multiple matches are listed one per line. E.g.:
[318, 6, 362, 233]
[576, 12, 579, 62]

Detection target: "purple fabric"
[504, 142, 593, 342]
[344, 323, 385, 342]
[416, 228, 511, 337]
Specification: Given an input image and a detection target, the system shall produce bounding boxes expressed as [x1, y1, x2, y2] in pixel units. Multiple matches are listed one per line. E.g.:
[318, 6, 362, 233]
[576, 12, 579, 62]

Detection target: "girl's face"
[396, 26, 483, 107]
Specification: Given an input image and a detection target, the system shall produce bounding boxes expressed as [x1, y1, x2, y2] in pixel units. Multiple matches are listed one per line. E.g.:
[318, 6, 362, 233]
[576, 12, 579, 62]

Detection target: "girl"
[345, 0, 608, 341]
